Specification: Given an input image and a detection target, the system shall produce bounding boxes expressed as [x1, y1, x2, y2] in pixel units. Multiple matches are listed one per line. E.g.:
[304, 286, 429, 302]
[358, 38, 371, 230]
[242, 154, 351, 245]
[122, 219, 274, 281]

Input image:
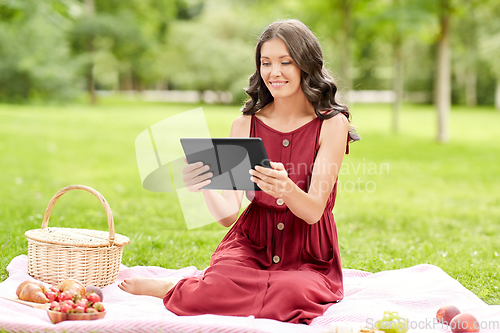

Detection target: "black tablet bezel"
[180, 138, 271, 191]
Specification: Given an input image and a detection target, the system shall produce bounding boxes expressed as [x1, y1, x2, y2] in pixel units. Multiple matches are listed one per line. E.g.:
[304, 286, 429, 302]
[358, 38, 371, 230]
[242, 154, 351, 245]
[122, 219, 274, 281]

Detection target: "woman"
[119, 19, 356, 324]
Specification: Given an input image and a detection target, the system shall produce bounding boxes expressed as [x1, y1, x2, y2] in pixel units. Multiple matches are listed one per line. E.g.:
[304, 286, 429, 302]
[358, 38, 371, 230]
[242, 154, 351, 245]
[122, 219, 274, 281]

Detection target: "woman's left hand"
[249, 162, 294, 199]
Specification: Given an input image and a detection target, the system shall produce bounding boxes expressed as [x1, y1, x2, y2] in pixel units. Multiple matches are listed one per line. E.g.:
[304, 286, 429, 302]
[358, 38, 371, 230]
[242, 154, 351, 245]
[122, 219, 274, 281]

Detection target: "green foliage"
[0, 101, 499, 305]
[0, 0, 79, 102]
[0, 0, 499, 105]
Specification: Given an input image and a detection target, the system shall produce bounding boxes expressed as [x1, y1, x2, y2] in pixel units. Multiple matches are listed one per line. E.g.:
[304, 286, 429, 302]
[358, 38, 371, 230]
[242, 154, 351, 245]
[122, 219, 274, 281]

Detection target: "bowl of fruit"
[46, 283, 106, 324]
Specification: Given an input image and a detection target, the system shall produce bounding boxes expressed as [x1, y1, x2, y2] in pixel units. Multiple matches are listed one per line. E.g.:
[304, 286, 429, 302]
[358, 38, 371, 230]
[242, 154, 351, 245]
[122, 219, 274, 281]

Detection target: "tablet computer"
[180, 138, 271, 191]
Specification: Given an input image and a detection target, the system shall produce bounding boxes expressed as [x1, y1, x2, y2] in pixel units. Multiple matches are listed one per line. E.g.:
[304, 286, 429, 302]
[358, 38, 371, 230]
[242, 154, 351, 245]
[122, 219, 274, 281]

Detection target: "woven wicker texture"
[25, 185, 130, 287]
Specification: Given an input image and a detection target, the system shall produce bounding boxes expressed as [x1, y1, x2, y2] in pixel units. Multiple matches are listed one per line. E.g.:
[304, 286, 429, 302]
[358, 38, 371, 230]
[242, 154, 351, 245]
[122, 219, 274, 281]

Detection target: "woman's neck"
[269, 90, 315, 120]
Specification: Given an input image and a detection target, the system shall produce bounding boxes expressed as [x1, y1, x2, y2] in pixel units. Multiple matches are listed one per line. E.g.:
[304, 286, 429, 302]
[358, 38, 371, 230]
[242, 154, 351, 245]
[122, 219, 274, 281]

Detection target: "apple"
[450, 313, 480, 333]
[436, 305, 461, 325]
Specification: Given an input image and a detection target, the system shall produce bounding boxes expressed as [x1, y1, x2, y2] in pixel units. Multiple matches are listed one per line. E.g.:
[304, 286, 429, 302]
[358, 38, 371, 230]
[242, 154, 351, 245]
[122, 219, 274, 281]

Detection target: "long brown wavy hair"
[241, 19, 354, 130]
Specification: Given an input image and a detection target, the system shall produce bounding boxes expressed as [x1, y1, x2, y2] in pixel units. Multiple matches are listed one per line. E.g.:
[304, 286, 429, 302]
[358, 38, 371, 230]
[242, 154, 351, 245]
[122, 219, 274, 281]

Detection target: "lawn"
[0, 100, 499, 305]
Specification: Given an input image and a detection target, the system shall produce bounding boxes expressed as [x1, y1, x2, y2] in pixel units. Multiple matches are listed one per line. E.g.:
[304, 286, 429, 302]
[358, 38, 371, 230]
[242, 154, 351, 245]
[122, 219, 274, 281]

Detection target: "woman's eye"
[282, 62, 291, 65]
[262, 62, 270, 66]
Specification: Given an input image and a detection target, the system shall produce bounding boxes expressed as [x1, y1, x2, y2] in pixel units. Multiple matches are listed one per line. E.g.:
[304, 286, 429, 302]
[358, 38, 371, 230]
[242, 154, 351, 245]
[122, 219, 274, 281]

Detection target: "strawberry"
[85, 308, 98, 314]
[49, 301, 59, 311]
[64, 300, 75, 308]
[74, 306, 85, 313]
[59, 302, 72, 313]
[45, 291, 57, 302]
[92, 302, 104, 312]
[59, 290, 73, 302]
[87, 293, 100, 304]
[49, 286, 60, 294]
[76, 299, 88, 308]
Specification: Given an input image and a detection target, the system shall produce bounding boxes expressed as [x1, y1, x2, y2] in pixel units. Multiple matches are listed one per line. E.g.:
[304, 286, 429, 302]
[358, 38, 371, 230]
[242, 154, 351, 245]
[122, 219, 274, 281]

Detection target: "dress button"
[273, 255, 280, 264]
[282, 139, 290, 147]
[276, 198, 284, 206]
[277, 222, 284, 231]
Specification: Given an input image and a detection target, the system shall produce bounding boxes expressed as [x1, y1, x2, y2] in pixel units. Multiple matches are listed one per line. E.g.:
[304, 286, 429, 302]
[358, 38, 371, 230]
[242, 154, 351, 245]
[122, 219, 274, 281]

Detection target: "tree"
[435, 0, 452, 143]
[0, 0, 78, 102]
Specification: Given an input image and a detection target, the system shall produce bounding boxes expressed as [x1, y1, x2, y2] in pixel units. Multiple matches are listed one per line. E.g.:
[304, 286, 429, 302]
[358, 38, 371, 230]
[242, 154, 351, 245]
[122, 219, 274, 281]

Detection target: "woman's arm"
[182, 115, 251, 227]
[250, 113, 349, 224]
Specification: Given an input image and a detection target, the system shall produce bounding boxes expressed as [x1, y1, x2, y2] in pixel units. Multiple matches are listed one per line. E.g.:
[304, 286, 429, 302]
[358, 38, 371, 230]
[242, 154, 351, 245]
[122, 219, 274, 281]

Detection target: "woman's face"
[260, 38, 302, 100]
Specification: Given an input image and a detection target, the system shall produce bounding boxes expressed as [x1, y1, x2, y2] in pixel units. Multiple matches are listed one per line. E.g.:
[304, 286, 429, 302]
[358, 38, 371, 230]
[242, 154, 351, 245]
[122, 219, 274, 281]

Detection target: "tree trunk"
[465, 69, 477, 106]
[87, 65, 96, 105]
[85, 0, 96, 104]
[496, 79, 500, 111]
[84, 0, 95, 15]
[340, 0, 352, 102]
[435, 0, 451, 143]
[392, 0, 403, 134]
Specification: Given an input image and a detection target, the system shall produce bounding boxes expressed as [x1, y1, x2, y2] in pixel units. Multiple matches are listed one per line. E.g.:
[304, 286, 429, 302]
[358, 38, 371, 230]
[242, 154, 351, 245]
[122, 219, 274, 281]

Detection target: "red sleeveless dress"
[163, 115, 344, 324]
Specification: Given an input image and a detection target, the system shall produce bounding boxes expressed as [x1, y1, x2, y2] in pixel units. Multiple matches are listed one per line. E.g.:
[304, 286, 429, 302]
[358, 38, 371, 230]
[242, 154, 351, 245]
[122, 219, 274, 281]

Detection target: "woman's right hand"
[181, 157, 213, 192]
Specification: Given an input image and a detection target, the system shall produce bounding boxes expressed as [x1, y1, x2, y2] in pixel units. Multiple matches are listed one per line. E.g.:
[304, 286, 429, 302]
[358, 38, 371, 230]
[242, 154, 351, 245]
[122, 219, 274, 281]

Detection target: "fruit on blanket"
[450, 313, 480, 333]
[375, 311, 408, 333]
[436, 304, 461, 325]
[57, 278, 86, 299]
[16, 280, 49, 303]
[85, 285, 104, 301]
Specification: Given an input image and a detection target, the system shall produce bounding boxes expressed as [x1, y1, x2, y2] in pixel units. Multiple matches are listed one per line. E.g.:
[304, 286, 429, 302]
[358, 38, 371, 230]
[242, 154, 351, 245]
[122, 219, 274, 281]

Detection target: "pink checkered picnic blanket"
[1, 255, 498, 332]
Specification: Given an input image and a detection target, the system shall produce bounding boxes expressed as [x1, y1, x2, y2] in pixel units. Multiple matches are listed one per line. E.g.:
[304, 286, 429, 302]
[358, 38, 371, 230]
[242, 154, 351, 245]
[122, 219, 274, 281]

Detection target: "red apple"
[436, 305, 461, 325]
[450, 313, 480, 333]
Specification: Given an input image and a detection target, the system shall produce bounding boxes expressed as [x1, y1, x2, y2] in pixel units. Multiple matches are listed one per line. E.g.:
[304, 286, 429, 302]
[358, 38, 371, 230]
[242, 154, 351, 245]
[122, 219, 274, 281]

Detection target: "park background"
[0, 0, 499, 307]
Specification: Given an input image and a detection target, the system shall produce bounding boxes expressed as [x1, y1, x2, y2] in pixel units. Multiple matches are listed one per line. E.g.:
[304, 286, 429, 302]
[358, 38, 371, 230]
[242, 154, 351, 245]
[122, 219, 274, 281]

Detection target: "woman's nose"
[271, 64, 282, 76]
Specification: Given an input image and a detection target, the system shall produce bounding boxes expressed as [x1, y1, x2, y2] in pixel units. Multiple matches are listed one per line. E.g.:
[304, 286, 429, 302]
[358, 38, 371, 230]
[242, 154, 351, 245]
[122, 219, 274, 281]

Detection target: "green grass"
[0, 100, 499, 305]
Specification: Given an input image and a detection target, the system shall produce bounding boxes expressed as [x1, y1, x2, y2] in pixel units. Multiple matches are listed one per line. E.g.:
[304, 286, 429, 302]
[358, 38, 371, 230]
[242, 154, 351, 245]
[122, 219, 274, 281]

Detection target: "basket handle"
[41, 185, 115, 245]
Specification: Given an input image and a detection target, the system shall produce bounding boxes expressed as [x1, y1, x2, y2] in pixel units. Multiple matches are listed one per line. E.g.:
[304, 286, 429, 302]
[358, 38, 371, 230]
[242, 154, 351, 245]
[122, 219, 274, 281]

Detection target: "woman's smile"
[269, 80, 288, 88]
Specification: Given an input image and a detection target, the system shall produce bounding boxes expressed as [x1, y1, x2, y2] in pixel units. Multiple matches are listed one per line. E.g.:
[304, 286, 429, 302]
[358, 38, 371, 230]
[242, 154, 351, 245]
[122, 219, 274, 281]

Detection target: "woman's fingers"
[182, 161, 206, 174]
[181, 161, 213, 192]
[250, 162, 291, 198]
[187, 178, 212, 192]
[184, 170, 213, 186]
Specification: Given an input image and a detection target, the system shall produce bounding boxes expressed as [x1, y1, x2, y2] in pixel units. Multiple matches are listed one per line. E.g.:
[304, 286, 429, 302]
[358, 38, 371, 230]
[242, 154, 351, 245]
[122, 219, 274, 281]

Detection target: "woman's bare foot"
[118, 276, 180, 298]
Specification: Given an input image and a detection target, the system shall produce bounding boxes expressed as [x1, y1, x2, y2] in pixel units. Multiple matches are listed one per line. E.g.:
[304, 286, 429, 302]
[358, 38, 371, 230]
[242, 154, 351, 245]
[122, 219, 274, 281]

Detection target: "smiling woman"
[119, 19, 358, 324]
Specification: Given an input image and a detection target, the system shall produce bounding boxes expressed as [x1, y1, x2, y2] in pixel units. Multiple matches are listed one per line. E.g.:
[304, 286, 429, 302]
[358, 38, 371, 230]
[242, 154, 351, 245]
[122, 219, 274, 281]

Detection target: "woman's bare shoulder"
[230, 114, 252, 137]
[319, 113, 349, 143]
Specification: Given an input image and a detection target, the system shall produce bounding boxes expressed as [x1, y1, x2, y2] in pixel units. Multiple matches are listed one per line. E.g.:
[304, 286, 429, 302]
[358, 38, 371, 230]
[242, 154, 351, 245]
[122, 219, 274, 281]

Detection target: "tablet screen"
[180, 138, 270, 191]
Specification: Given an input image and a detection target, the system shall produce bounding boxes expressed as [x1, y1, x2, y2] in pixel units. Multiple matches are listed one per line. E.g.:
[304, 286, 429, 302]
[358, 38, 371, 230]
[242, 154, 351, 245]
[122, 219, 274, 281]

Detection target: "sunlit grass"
[0, 101, 498, 305]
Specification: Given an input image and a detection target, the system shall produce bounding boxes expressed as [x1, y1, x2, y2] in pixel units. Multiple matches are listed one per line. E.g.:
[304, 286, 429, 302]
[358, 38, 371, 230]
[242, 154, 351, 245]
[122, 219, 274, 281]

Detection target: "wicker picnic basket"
[25, 185, 130, 288]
